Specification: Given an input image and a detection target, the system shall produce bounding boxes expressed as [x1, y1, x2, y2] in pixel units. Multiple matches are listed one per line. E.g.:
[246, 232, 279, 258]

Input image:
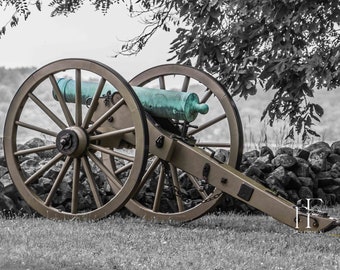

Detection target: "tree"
[2, 0, 340, 141]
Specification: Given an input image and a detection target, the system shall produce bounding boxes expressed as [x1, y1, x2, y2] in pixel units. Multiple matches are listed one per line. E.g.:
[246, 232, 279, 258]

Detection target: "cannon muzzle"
[53, 78, 209, 122]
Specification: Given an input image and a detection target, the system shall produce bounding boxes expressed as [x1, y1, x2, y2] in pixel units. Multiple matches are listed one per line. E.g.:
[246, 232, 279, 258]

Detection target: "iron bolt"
[60, 134, 71, 150]
[221, 178, 228, 184]
[156, 136, 164, 148]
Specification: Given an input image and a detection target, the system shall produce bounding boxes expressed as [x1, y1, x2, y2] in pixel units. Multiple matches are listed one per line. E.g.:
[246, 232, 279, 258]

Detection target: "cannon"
[3, 58, 340, 232]
[53, 78, 209, 122]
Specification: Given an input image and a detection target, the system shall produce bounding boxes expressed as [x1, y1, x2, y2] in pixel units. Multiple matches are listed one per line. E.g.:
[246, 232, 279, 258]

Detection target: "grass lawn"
[0, 209, 339, 270]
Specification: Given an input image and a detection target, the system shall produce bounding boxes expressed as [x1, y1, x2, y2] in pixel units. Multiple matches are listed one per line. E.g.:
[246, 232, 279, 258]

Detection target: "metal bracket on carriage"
[197, 163, 210, 192]
[103, 90, 113, 107]
[169, 133, 196, 147]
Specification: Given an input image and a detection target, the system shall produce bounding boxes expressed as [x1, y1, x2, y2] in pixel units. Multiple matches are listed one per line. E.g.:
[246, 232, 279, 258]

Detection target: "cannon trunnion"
[3, 58, 339, 232]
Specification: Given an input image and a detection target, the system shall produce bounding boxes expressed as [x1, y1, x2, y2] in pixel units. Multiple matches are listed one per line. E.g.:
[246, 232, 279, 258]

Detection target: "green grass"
[1, 211, 339, 270]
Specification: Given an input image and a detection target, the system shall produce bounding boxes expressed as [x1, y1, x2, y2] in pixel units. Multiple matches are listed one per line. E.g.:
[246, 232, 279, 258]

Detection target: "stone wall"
[219, 142, 340, 213]
[0, 137, 339, 217]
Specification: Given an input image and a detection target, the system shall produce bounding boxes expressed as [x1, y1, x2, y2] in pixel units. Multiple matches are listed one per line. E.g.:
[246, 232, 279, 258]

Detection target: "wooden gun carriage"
[3, 59, 340, 232]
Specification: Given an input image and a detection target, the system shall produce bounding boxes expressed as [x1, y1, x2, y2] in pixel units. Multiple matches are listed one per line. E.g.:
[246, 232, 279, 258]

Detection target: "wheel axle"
[56, 127, 88, 157]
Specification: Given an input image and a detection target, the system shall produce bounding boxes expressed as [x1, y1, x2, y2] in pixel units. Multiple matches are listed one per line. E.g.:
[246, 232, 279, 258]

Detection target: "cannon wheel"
[110, 64, 243, 221]
[3, 58, 148, 220]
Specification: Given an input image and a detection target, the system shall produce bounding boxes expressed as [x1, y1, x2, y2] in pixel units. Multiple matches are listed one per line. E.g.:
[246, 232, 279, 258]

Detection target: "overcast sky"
[0, 3, 175, 79]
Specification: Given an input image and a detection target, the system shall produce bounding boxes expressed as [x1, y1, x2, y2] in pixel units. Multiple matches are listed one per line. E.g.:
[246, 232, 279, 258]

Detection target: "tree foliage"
[2, 0, 340, 141]
[0, 0, 33, 36]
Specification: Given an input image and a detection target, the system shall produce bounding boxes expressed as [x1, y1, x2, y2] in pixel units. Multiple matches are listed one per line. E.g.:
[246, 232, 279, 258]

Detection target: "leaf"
[24, 10, 31, 20]
[180, 3, 189, 17]
[310, 114, 320, 122]
[305, 115, 312, 127]
[285, 127, 295, 140]
[313, 104, 324, 117]
[36, 1, 41, 11]
[10, 16, 18, 27]
[306, 128, 320, 137]
[265, 77, 274, 91]
[302, 84, 314, 97]
[248, 85, 257, 95]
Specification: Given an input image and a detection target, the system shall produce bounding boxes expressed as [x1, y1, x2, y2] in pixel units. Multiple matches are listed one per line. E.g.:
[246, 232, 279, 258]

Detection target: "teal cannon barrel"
[53, 78, 209, 122]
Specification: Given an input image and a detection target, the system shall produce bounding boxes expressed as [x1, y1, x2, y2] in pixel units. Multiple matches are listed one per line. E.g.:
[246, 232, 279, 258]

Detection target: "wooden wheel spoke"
[137, 157, 161, 191]
[44, 157, 72, 206]
[114, 162, 133, 175]
[170, 164, 184, 212]
[89, 127, 135, 142]
[81, 156, 103, 208]
[87, 98, 125, 133]
[153, 165, 166, 212]
[187, 113, 226, 136]
[71, 158, 81, 214]
[75, 69, 82, 126]
[15, 144, 57, 156]
[89, 144, 135, 162]
[28, 93, 67, 130]
[181, 76, 190, 92]
[25, 153, 64, 186]
[82, 77, 106, 129]
[87, 151, 122, 190]
[188, 174, 208, 200]
[16, 121, 58, 137]
[200, 89, 213, 103]
[159, 75, 166, 89]
[49, 74, 75, 127]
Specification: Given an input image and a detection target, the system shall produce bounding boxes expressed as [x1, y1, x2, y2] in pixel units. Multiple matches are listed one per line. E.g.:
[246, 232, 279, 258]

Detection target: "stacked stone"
[1, 137, 340, 216]
[222, 141, 340, 212]
[0, 137, 26, 217]
[218, 141, 340, 213]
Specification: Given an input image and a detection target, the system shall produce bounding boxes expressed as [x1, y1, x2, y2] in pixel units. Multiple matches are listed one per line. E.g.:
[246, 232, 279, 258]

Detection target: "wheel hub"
[56, 127, 88, 157]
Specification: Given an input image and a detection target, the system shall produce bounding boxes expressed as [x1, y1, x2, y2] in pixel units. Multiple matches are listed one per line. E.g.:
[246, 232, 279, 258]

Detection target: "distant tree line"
[0, 67, 35, 102]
